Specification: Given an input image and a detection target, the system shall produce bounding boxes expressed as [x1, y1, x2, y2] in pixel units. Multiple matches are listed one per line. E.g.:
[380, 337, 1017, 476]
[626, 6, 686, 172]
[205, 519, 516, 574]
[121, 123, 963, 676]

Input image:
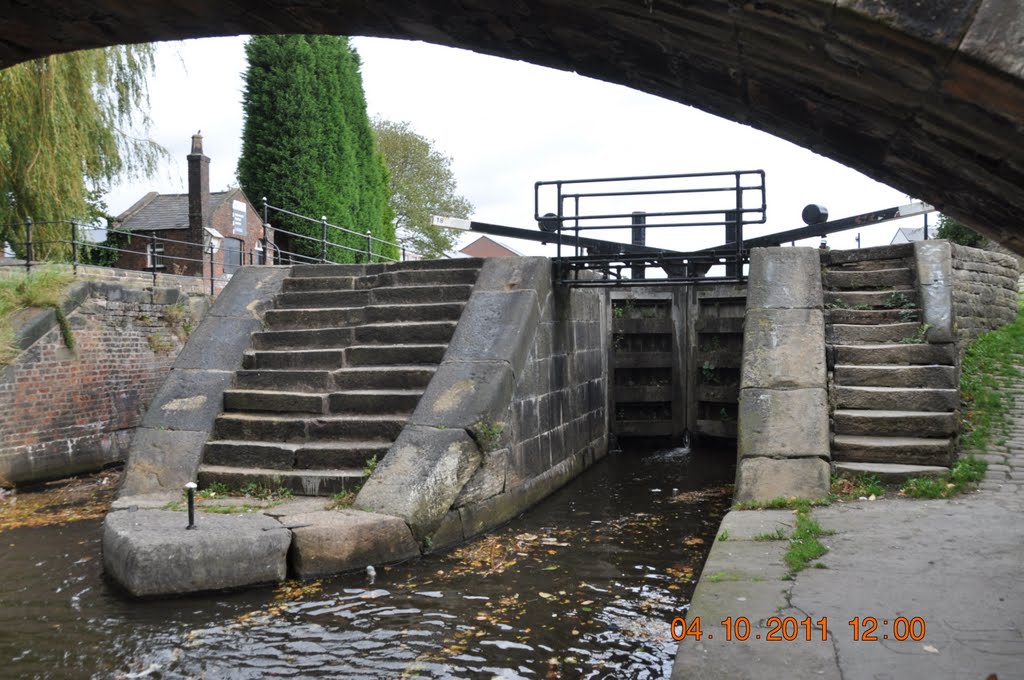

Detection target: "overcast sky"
[104, 35, 929, 256]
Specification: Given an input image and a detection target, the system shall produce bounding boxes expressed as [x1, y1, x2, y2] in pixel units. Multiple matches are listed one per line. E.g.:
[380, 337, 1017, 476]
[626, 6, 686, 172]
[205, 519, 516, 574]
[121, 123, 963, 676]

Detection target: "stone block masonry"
[735, 248, 830, 502]
[950, 244, 1020, 346]
[355, 257, 609, 546]
[0, 274, 210, 485]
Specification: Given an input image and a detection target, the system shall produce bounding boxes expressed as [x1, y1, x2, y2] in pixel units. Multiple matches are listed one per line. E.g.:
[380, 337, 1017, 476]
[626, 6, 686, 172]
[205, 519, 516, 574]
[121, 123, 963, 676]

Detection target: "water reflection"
[0, 444, 733, 679]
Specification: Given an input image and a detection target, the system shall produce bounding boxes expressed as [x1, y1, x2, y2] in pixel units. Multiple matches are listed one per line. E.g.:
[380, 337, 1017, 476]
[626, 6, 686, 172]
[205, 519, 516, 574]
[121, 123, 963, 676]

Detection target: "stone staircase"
[197, 259, 483, 496]
[823, 245, 958, 480]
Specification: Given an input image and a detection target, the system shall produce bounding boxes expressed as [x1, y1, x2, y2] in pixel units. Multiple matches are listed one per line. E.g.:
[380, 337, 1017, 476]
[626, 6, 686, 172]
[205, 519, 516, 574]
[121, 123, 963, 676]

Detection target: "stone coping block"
[139, 369, 235, 432]
[746, 247, 824, 309]
[472, 256, 553, 300]
[738, 388, 829, 459]
[408, 360, 515, 431]
[914, 239, 954, 343]
[443, 289, 540, 374]
[119, 428, 208, 496]
[740, 308, 825, 390]
[734, 457, 830, 503]
[354, 425, 481, 541]
[206, 266, 290, 319]
[288, 509, 420, 578]
[102, 509, 290, 597]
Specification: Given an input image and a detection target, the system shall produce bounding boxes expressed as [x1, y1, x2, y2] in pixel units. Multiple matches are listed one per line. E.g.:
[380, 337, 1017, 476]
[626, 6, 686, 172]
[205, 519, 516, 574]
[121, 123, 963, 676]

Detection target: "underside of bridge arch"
[4, 1, 1024, 254]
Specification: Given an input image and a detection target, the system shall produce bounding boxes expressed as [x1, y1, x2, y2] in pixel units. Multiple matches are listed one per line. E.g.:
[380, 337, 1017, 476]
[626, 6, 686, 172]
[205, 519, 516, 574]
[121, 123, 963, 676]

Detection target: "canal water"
[0, 444, 733, 679]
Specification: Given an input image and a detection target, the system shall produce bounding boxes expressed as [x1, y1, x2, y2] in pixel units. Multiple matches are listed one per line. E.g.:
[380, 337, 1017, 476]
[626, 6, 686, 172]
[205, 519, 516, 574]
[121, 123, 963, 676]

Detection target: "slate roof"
[115, 190, 235, 232]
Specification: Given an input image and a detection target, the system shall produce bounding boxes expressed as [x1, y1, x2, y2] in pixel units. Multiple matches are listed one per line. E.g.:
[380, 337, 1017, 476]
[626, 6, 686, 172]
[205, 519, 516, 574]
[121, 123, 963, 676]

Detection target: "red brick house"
[458, 235, 521, 258]
[113, 135, 268, 280]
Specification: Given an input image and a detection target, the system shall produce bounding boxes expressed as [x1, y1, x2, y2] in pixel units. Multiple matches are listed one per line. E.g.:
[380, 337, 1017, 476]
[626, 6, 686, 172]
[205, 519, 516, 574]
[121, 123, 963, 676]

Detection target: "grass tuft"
[901, 456, 988, 499]
[959, 301, 1024, 449]
[0, 268, 76, 362]
[784, 502, 829, 574]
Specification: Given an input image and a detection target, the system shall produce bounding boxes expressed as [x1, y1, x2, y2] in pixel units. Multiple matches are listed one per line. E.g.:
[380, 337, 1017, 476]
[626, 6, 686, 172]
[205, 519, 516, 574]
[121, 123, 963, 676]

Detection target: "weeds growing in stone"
[752, 527, 788, 542]
[784, 502, 829, 574]
[901, 456, 988, 499]
[830, 473, 884, 500]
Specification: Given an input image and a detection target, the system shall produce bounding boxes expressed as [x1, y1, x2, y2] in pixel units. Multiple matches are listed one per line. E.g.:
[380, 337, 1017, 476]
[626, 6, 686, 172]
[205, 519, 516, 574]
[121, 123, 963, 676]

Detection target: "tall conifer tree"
[238, 35, 394, 263]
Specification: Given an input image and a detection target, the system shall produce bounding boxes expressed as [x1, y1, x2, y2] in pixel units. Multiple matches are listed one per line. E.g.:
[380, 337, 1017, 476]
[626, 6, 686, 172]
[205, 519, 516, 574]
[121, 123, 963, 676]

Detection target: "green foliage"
[81, 227, 130, 267]
[0, 45, 164, 258]
[472, 422, 505, 452]
[935, 214, 984, 248]
[327, 490, 356, 510]
[717, 529, 730, 541]
[899, 323, 932, 344]
[372, 118, 473, 259]
[784, 503, 829, 574]
[882, 291, 915, 309]
[0, 268, 75, 363]
[362, 454, 379, 477]
[901, 456, 988, 499]
[752, 527, 788, 541]
[959, 302, 1024, 448]
[831, 473, 884, 499]
[238, 36, 394, 264]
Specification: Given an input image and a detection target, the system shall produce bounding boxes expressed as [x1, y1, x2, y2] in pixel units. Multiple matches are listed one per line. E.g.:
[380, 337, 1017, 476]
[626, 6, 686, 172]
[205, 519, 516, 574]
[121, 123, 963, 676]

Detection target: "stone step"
[212, 413, 406, 442]
[832, 409, 958, 437]
[263, 302, 466, 331]
[283, 267, 480, 292]
[281, 275, 358, 292]
[826, 309, 919, 325]
[224, 389, 327, 414]
[275, 284, 474, 309]
[832, 343, 956, 366]
[234, 369, 335, 392]
[243, 349, 346, 370]
[822, 243, 915, 266]
[251, 328, 355, 351]
[825, 289, 918, 308]
[824, 268, 914, 290]
[328, 389, 423, 414]
[289, 259, 483, 278]
[833, 461, 949, 483]
[831, 434, 954, 466]
[197, 464, 366, 497]
[827, 322, 922, 344]
[333, 365, 437, 390]
[835, 386, 959, 412]
[251, 321, 457, 350]
[834, 364, 958, 389]
[345, 344, 448, 367]
[242, 343, 448, 370]
[203, 440, 387, 470]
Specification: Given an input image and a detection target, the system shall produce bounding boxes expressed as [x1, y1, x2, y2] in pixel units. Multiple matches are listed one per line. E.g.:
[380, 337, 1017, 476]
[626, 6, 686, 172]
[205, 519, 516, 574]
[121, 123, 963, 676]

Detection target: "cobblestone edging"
[969, 354, 1024, 498]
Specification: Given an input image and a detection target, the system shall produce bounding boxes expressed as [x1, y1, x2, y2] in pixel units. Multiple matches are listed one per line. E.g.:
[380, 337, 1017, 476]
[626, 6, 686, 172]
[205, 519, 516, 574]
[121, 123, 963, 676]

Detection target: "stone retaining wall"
[0, 277, 209, 485]
[950, 244, 1020, 345]
[355, 257, 609, 547]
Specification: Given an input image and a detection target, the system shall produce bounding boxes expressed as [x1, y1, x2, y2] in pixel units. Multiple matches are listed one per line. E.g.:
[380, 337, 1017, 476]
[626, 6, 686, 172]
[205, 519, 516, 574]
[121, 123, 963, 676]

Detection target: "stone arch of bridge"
[4, 1, 1023, 253]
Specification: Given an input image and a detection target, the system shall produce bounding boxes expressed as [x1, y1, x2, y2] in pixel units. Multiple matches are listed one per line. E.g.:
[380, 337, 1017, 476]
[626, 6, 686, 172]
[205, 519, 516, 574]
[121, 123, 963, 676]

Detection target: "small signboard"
[232, 200, 247, 236]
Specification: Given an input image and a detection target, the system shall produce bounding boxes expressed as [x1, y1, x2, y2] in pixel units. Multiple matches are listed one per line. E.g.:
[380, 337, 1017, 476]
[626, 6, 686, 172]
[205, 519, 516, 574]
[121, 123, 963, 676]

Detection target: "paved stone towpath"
[673, 368, 1024, 679]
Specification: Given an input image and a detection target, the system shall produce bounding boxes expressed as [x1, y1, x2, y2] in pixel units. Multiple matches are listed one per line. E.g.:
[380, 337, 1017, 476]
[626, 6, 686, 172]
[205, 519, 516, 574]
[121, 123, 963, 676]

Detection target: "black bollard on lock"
[185, 482, 197, 530]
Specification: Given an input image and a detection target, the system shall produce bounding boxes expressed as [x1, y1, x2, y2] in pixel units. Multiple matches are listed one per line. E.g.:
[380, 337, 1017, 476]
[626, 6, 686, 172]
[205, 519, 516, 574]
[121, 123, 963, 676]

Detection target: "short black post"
[24, 217, 33, 273]
[320, 216, 328, 263]
[185, 482, 197, 529]
[150, 231, 158, 287]
[631, 211, 646, 280]
[70, 221, 79, 275]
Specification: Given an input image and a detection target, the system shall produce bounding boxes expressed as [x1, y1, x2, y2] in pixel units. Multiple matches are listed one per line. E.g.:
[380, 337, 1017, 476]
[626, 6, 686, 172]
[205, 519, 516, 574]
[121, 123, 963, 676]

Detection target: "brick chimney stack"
[187, 133, 210, 252]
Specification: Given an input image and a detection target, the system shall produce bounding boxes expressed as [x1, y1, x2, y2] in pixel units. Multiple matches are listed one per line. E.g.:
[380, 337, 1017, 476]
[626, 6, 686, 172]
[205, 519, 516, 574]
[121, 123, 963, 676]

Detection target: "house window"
[223, 238, 243, 275]
[146, 242, 164, 269]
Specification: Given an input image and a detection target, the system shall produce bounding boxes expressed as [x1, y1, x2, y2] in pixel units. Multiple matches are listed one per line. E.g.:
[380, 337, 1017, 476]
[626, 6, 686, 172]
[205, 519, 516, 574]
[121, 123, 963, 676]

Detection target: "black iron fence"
[262, 200, 423, 265]
[534, 170, 767, 286]
[0, 203, 424, 295]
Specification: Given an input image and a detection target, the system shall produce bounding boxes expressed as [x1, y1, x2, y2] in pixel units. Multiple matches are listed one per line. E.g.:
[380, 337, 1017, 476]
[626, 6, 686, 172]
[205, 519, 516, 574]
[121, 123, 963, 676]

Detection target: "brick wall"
[0, 279, 208, 485]
[950, 244, 1021, 345]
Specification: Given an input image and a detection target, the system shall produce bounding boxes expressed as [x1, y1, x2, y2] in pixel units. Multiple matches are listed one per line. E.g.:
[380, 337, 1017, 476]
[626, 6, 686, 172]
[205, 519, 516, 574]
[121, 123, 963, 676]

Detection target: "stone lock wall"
[735, 248, 831, 503]
[355, 257, 610, 547]
[0, 273, 209, 485]
[949, 244, 1020, 345]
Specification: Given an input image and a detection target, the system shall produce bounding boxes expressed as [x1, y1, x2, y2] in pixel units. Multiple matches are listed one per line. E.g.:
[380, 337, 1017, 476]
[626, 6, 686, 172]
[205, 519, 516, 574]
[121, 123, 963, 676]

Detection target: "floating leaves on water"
[274, 579, 323, 602]
[683, 537, 705, 546]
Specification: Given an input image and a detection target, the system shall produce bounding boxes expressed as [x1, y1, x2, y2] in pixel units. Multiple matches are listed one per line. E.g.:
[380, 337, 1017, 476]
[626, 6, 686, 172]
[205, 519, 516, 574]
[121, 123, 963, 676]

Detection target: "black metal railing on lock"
[534, 170, 767, 286]
[0, 219, 263, 295]
[261, 200, 423, 265]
